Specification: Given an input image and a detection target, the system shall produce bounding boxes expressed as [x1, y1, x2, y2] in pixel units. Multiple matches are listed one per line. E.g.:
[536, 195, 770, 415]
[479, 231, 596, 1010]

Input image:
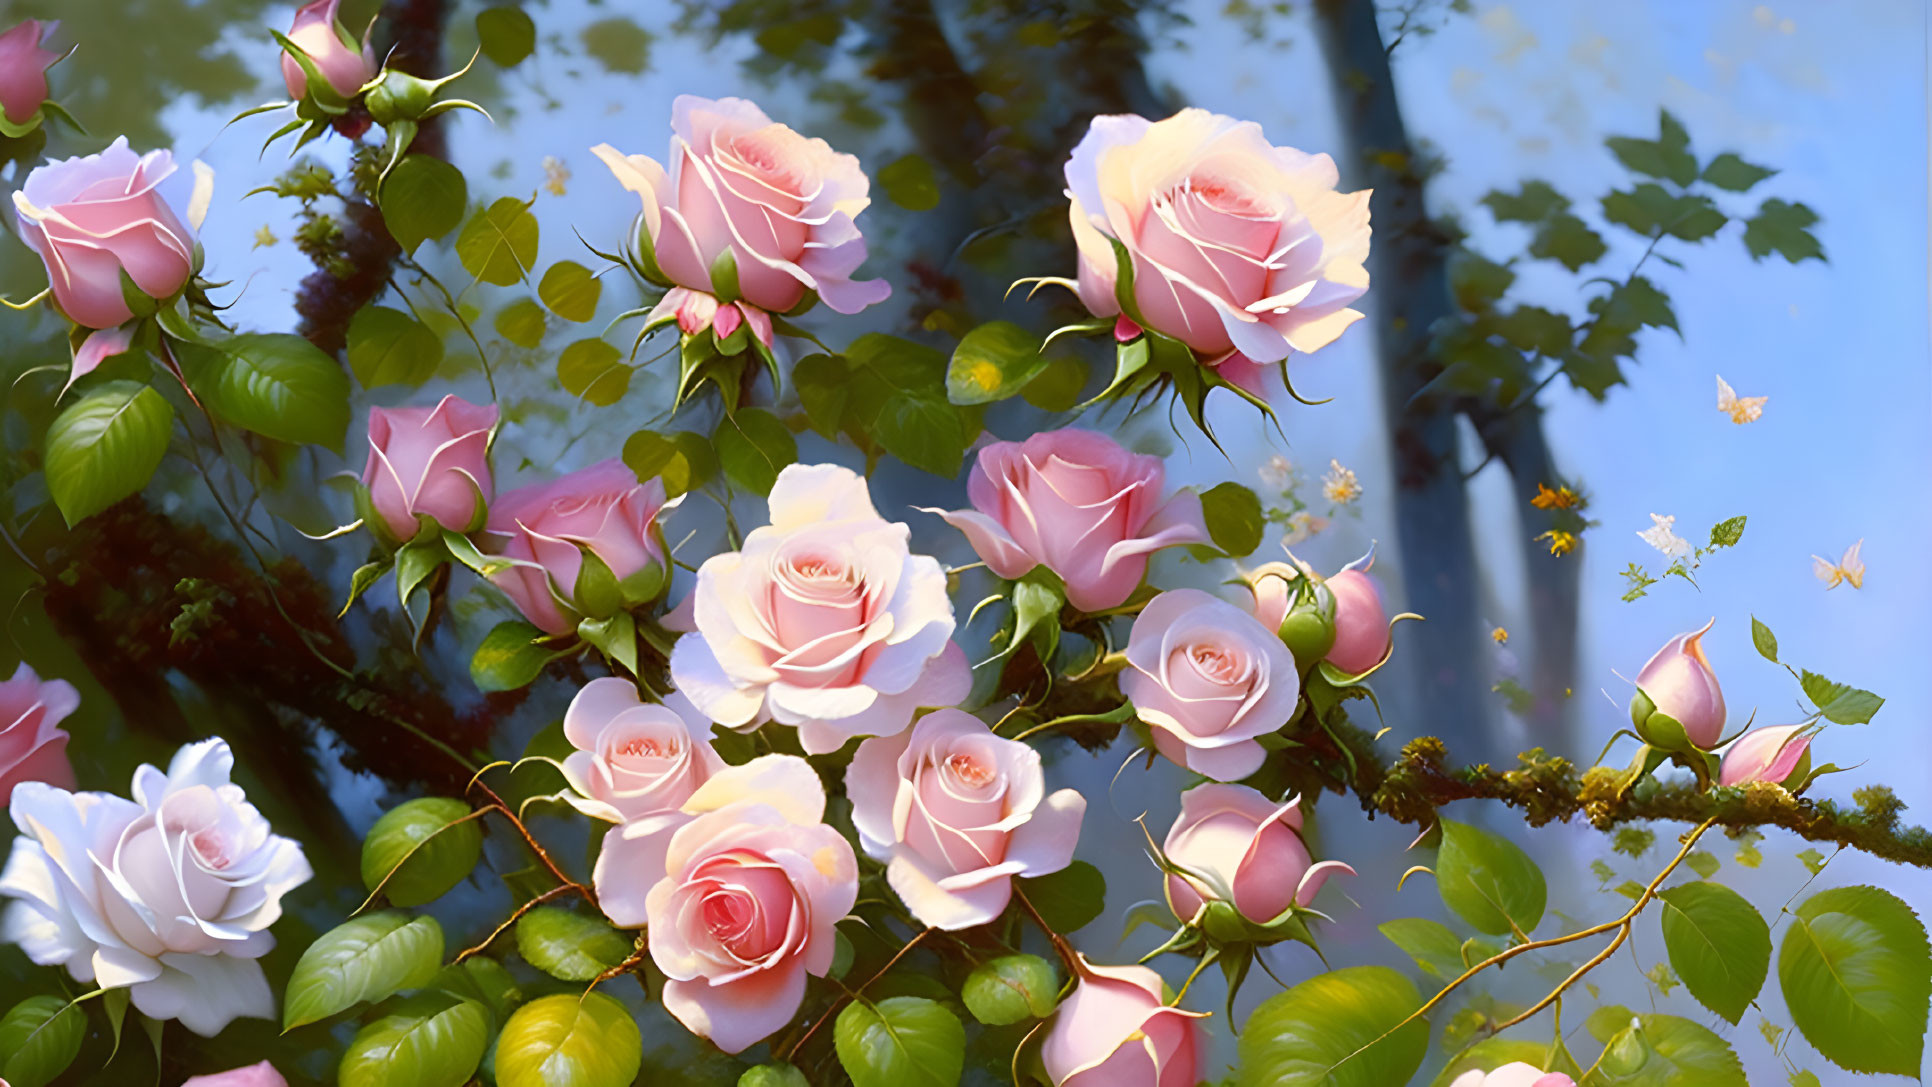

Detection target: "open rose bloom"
[1122, 588, 1299, 781]
[1042, 957, 1205, 1087]
[1064, 108, 1371, 396]
[0, 664, 78, 808]
[1163, 784, 1352, 927]
[671, 463, 970, 754]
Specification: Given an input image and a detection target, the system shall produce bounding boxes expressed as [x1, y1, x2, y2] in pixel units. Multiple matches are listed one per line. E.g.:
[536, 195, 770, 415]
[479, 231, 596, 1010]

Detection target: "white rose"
[0, 739, 311, 1036]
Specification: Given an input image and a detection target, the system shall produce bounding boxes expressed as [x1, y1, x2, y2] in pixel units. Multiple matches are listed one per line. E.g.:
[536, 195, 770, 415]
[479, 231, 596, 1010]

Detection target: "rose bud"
[483, 460, 677, 635]
[278, 0, 377, 101]
[926, 429, 1208, 612]
[1248, 561, 1337, 667]
[0, 663, 78, 808]
[1041, 957, 1205, 1087]
[1449, 1065, 1574, 1087]
[1718, 724, 1813, 789]
[1325, 563, 1391, 675]
[183, 1063, 289, 1087]
[1629, 619, 1725, 749]
[359, 395, 497, 544]
[1121, 589, 1298, 782]
[1162, 783, 1353, 929]
[0, 20, 60, 133]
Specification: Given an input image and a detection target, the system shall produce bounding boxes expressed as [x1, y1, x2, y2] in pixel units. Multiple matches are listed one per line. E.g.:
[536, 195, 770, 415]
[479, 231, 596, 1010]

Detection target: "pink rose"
[847, 709, 1086, 930]
[1162, 784, 1352, 925]
[483, 460, 676, 635]
[0, 664, 78, 808]
[183, 1062, 288, 1087]
[1121, 589, 1298, 781]
[591, 95, 890, 339]
[1064, 109, 1370, 395]
[613, 756, 855, 1054]
[1325, 566, 1391, 674]
[14, 137, 201, 331]
[0, 20, 58, 129]
[1041, 957, 1204, 1087]
[360, 395, 497, 543]
[1449, 1065, 1574, 1087]
[278, 0, 377, 100]
[925, 429, 1208, 612]
[670, 464, 970, 755]
[1631, 618, 1726, 748]
[1718, 724, 1812, 788]
[562, 678, 722, 824]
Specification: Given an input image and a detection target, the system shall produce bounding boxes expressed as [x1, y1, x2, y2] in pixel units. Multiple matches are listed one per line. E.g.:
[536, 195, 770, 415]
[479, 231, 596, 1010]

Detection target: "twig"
[784, 927, 933, 1061]
[454, 883, 573, 962]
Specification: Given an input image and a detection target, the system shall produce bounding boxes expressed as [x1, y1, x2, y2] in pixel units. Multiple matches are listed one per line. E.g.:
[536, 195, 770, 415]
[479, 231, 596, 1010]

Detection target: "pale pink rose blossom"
[483, 460, 677, 635]
[1718, 724, 1812, 788]
[183, 1062, 289, 1087]
[1121, 589, 1298, 781]
[1041, 957, 1205, 1087]
[670, 463, 970, 755]
[1063, 109, 1371, 396]
[1633, 618, 1726, 747]
[592, 95, 890, 344]
[0, 664, 78, 808]
[0, 20, 59, 128]
[278, 0, 377, 100]
[924, 429, 1208, 612]
[847, 709, 1086, 930]
[1449, 1064, 1574, 1087]
[1325, 566, 1390, 674]
[1162, 783, 1352, 925]
[360, 395, 497, 542]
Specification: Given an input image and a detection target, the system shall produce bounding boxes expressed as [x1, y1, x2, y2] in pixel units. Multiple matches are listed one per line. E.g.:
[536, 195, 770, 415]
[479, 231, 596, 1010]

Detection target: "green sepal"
[707, 247, 741, 304]
[340, 560, 390, 617]
[1104, 234, 1144, 325]
[117, 269, 160, 321]
[395, 529, 450, 608]
[571, 549, 623, 619]
[1006, 568, 1066, 664]
[442, 529, 514, 579]
[617, 558, 670, 609]
[577, 611, 638, 676]
[628, 214, 672, 287]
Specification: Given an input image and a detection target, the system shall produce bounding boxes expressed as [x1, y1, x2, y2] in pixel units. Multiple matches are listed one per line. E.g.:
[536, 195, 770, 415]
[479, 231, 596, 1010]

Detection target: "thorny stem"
[466, 774, 595, 904]
[784, 927, 933, 1061]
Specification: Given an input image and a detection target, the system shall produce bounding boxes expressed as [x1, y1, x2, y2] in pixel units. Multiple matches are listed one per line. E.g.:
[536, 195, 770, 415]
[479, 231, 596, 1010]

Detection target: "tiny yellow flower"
[1491, 626, 1509, 644]
[542, 155, 571, 197]
[1530, 482, 1579, 510]
[1321, 459, 1361, 505]
[1282, 510, 1328, 545]
[1536, 530, 1577, 557]
[252, 225, 279, 249]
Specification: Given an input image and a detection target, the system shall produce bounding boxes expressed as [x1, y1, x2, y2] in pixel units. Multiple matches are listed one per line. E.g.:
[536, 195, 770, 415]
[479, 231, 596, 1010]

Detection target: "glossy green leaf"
[0, 996, 84, 1087]
[381, 155, 468, 254]
[962, 954, 1058, 1025]
[1798, 669, 1884, 725]
[714, 407, 797, 496]
[496, 992, 643, 1087]
[1436, 819, 1546, 936]
[834, 997, 966, 1087]
[1778, 884, 1930, 1076]
[348, 305, 444, 388]
[792, 352, 850, 440]
[471, 620, 566, 692]
[1657, 882, 1769, 1024]
[1587, 1014, 1747, 1086]
[361, 796, 484, 907]
[43, 380, 173, 527]
[515, 906, 631, 981]
[1237, 965, 1429, 1087]
[433, 956, 523, 1026]
[189, 333, 351, 449]
[476, 6, 537, 66]
[457, 197, 540, 286]
[739, 1064, 809, 1087]
[622, 428, 713, 497]
[878, 153, 940, 211]
[1017, 860, 1105, 934]
[843, 333, 970, 477]
[1019, 356, 1089, 411]
[284, 911, 445, 1029]
[338, 992, 489, 1087]
[494, 298, 547, 348]
[1750, 616, 1778, 662]
[1199, 481, 1264, 557]
[946, 320, 1045, 405]
[539, 261, 602, 322]
[1378, 917, 1465, 979]
[557, 339, 630, 406]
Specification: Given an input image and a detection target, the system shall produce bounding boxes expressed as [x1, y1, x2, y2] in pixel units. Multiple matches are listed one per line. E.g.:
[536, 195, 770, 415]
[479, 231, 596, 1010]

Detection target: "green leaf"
[714, 407, 797, 496]
[338, 992, 490, 1087]
[1588, 1014, 1747, 1086]
[946, 320, 1045, 405]
[1684, 851, 1720, 879]
[622, 429, 712, 497]
[1199, 481, 1264, 558]
[496, 993, 643, 1087]
[1587, 1005, 1639, 1042]
[457, 197, 540, 286]
[1798, 670, 1884, 725]
[1238, 965, 1429, 1087]
[190, 333, 351, 449]
[515, 906, 632, 981]
[962, 954, 1058, 1026]
[1750, 616, 1778, 662]
[494, 298, 547, 348]
[579, 17, 655, 73]
[557, 339, 630, 406]
[284, 911, 445, 1029]
[381, 155, 468, 254]
[843, 334, 970, 477]
[1482, 180, 1569, 223]
[43, 380, 173, 526]
[878, 153, 940, 211]
[539, 261, 602, 322]
[471, 619, 565, 692]
[362, 797, 484, 908]
[1606, 110, 1698, 186]
[792, 352, 850, 440]
[1787, 1072, 1821, 1087]
[1378, 917, 1465, 979]
[1658, 882, 1769, 1024]
[1436, 818, 1546, 936]
[1496, 306, 1574, 356]
[1778, 884, 1930, 1076]
[1449, 252, 1515, 312]
[1600, 276, 1679, 335]
[1707, 514, 1746, 547]
[740, 1064, 809, 1087]
[1530, 212, 1607, 271]
[1019, 357, 1089, 411]
[1742, 199, 1824, 263]
[348, 305, 445, 388]
[1008, 570, 1065, 661]
[1017, 860, 1105, 934]
[476, 6, 537, 66]
[834, 997, 966, 1087]
[395, 535, 447, 608]
[0, 996, 84, 1087]
[433, 956, 523, 1026]
[1664, 198, 1727, 242]
[1701, 152, 1776, 192]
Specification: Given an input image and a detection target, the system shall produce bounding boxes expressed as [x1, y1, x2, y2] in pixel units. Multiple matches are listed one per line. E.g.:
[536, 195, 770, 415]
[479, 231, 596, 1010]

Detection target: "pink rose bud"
[591, 95, 891, 323]
[0, 20, 59, 130]
[1063, 109, 1370, 389]
[1325, 566, 1391, 674]
[483, 460, 676, 635]
[1162, 784, 1353, 927]
[1246, 561, 1337, 666]
[279, 0, 377, 100]
[1631, 618, 1726, 749]
[183, 1062, 289, 1087]
[1041, 957, 1205, 1087]
[0, 664, 78, 808]
[927, 429, 1209, 612]
[1121, 589, 1298, 782]
[14, 137, 199, 330]
[668, 286, 718, 335]
[847, 709, 1086, 930]
[1718, 724, 1812, 788]
[360, 395, 497, 543]
[1449, 1065, 1574, 1087]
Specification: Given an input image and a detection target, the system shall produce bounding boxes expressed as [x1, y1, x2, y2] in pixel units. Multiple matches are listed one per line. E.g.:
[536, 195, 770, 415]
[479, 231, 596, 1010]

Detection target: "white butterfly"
[1715, 375, 1767, 424]
[1812, 539, 1865, 590]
